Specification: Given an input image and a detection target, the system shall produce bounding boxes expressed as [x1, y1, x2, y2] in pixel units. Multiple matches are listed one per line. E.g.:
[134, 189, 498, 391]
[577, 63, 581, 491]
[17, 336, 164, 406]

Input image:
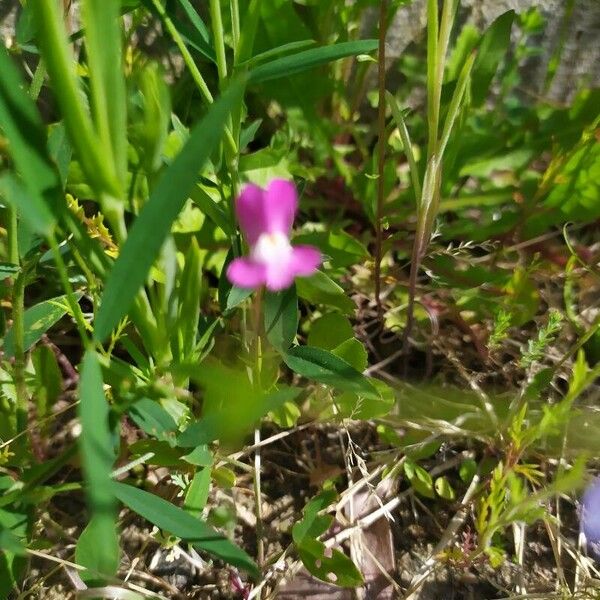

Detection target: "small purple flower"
[582, 477, 600, 554]
[227, 179, 321, 291]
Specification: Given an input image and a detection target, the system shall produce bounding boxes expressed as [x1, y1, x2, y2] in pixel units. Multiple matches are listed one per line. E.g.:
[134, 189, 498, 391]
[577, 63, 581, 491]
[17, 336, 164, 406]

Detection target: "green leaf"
[435, 476, 456, 501]
[308, 313, 354, 351]
[0, 528, 25, 556]
[264, 285, 298, 350]
[403, 459, 435, 499]
[297, 542, 363, 588]
[459, 458, 478, 483]
[141, 0, 215, 62]
[0, 174, 55, 238]
[239, 39, 316, 68]
[292, 490, 363, 588]
[175, 238, 203, 358]
[293, 230, 368, 268]
[471, 11, 515, 107]
[269, 401, 301, 428]
[32, 345, 63, 419]
[292, 489, 337, 544]
[332, 338, 367, 372]
[335, 379, 395, 421]
[3, 294, 80, 358]
[282, 346, 378, 398]
[33, 0, 120, 196]
[182, 445, 213, 467]
[94, 78, 246, 341]
[78, 350, 119, 577]
[81, 0, 127, 188]
[75, 514, 120, 580]
[248, 40, 378, 84]
[184, 468, 212, 517]
[128, 398, 178, 444]
[190, 185, 232, 234]
[0, 42, 63, 234]
[112, 481, 259, 577]
[296, 271, 355, 315]
[177, 385, 301, 447]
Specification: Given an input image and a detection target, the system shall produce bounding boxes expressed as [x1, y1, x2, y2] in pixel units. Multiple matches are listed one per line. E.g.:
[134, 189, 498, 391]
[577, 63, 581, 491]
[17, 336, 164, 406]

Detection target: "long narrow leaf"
[78, 350, 119, 576]
[471, 11, 515, 107]
[112, 481, 259, 576]
[248, 40, 378, 84]
[81, 0, 127, 188]
[0, 44, 62, 233]
[438, 51, 476, 157]
[386, 92, 422, 202]
[94, 78, 246, 341]
[33, 0, 119, 197]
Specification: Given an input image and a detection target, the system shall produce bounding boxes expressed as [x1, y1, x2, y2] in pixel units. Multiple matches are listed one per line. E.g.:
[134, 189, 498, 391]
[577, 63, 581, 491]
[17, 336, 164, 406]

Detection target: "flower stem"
[210, 0, 228, 84]
[8, 206, 28, 437]
[374, 0, 388, 318]
[251, 289, 265, 568]
[48, 234, 90, 347]
[149, 0, 237, 155]
[230, 0, 240, 62]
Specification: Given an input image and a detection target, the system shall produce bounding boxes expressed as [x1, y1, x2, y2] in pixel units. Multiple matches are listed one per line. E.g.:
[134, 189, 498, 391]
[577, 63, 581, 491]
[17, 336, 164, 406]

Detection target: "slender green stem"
[210, 0, 228, 83]
[426, 0, 439, 158]
[150, 0, 213, 104]
[236, 0, 261, 65]
[427, 0, 458, 159]
[150, 0, 237, 155]
[7, 207, 28, 436]
[230, 0, 240, 62]
[251, 288, 265, 571]
[374, 0, 388, 318]
[7, 204, 18, 266]
[48, 234, 90, 346]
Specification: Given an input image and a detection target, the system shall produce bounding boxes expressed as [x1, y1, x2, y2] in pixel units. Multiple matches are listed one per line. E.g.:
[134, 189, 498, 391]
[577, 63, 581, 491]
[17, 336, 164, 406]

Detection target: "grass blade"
[438, 51, 476, 157]
[81, 0, 127, 189]
[386, 92, 422, 202]
[33, 0, 120, 198]
[0, 44, 62, 233]
[94, 78, 246, 342]
[471, 11, 515, 107]
[78, 350, 119, 576]
[248, 40, 378, 84]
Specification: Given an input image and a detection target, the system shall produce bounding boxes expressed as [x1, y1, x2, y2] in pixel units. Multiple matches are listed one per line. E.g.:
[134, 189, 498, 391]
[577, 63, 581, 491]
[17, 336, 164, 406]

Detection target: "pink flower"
[227, 179, 321, 291]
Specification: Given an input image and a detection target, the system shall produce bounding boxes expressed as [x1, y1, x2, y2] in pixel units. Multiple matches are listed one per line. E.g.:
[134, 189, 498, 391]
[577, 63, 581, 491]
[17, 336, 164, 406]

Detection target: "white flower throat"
[252, 231, 292, 264]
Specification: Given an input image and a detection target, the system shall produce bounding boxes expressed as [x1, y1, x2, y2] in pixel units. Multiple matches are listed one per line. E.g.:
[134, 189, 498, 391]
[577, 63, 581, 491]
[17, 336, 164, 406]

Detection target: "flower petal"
[264, 260, 297, 292]
[264, 179, 298, 236]
[290, 244, 321, 277]
[236, 183, 268, 245]
[263, 244, 321, 291]
[226, 257, 266, 289]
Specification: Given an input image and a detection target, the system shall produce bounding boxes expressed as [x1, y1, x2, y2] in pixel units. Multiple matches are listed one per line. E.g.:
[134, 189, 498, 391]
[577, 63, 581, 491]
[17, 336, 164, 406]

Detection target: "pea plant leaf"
[282, 345, 378, 398]
[76, 350, 119, 577]
[264, 284, 298, 350]
[3, 294, 82, 358]
[112, 481, 259, 577]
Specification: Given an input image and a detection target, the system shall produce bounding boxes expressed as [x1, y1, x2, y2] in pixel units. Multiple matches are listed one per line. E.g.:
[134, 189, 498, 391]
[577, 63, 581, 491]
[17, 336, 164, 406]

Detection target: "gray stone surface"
[362, 0, 600, 103]
[1, 0, 598, 103]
